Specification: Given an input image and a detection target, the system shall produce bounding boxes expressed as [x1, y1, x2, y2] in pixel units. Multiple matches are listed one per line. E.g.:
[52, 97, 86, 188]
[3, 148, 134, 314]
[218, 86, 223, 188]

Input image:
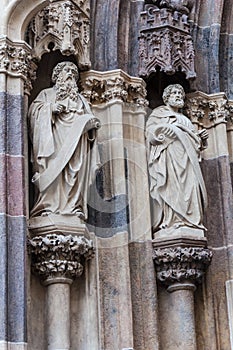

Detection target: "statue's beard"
[170, 99, 184, 109]
[55, 76, 79, 102]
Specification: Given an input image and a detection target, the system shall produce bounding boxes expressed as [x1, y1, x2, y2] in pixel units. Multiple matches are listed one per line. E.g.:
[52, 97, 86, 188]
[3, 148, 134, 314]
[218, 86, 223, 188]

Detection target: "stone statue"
[146, 84, 208, 234]
[29, 61, 100, 220]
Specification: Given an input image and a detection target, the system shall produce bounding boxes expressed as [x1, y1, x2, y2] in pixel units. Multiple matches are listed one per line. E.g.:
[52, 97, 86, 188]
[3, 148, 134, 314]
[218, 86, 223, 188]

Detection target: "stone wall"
[0, 0, 233, 349]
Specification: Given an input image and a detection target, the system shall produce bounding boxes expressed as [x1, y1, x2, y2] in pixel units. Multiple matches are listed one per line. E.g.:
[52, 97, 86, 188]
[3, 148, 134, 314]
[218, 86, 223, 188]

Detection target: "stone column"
[186, 92, 233, 348]
[28, 219, 94, 350]
[0, 36, 36, 350]
[81, 69, 159, 350]
[153, 236, 212, 350]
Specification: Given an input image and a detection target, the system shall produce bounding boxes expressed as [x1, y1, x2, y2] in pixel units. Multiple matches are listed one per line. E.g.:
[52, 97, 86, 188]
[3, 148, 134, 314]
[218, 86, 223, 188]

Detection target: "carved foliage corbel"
[28, 234, 94, 282]
[80, 70, 148, 106]
[0, 37, 37, 94]
[153, 245, 212, 285]
[185, 92, 232, 129]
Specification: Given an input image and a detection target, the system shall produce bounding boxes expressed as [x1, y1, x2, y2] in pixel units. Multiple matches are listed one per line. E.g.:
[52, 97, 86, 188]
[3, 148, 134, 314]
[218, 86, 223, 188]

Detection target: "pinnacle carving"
[29, 234, 94, 281]
[80, 70, 148, 106]
[26, 0, 90, 70]
[153, 246, 212, 285]
[139, 3, 196, 79]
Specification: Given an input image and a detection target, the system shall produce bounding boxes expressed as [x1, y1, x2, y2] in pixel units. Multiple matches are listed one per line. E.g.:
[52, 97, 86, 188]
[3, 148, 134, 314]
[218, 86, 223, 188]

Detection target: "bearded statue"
[146, 84, 208, 234]
[28, 61, 100, 221]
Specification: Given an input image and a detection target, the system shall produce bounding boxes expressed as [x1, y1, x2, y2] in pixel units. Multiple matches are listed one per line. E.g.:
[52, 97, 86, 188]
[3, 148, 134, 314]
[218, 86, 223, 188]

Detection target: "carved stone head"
[52, 61, 79, 84]
[162, 84, 185, 109]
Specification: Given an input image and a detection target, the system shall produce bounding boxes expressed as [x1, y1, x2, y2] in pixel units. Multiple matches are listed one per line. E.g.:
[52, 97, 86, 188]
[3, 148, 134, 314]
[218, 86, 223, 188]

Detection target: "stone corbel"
[29, 233, 94, 285]
[80, 69, 148, 107]
[153, 237, 212, 289]
[28, 217, 95, 349]
[153, 237, 212, 350]
[0, 37, 37, 94]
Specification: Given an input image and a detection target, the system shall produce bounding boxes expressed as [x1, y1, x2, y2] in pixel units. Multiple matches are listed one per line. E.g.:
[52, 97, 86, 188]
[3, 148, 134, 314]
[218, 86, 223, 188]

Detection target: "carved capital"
[28, 234, 94, 282]
[139, 4, 196, 79]
[0, 37, 37, 94]
[80, 69, 148, 106]
[185, 91, 231, 129]
[26, 0, 91, 70]
[152, 237, 212, 286]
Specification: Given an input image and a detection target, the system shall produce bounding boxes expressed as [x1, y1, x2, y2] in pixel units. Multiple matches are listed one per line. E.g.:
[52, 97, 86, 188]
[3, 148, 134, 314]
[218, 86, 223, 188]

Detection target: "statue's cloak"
[29, 87, 100, 218]
[146, 105, 207, 230]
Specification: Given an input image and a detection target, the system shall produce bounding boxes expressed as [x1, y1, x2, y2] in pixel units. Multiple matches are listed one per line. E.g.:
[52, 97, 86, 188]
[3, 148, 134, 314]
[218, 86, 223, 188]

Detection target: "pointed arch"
[6, 0, 49, 40]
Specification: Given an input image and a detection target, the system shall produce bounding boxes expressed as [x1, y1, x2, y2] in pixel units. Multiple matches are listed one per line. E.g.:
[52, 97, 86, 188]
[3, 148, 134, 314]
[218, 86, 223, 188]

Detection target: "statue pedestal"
[153, 226, 205, 240]
[28, 214, 90, 238]
[28, 215, 94, 350]
[152, 232, 212, 350]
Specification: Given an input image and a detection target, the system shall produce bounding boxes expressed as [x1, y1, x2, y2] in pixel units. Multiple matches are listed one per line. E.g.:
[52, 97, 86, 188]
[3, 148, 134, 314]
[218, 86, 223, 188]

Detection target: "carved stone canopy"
[139, 3, 196, 80]
[25, 0, 90, 70]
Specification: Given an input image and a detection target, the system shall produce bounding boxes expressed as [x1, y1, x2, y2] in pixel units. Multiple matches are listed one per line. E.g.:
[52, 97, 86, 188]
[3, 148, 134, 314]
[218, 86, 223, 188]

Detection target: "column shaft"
[46, 283, 71, 350]
[165, 284, 197, 350]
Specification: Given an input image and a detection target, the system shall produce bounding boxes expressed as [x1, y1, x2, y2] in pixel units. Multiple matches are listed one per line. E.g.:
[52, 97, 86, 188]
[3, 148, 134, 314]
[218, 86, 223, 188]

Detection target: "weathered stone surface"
[129, 241, 159, 350]
[193, 24, 221, 94]
[7, 155, 25, 216]
[6, 94, 24, 156]
[220, 33, 233, 99]
[201, 156, 233, 248]
[96, 233, 134, 350]
[0, 92, 6, 153]
[7, 215, 27, 343]
[0, 215, 7, 341]
[139, 5, 196, 79]
[195, 248, 231, 350]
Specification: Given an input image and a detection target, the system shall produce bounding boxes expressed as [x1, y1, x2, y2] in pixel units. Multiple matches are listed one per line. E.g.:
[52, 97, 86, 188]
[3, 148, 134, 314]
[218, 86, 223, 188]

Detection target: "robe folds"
[146, 105, 207, 231]
[29, 87, 100, 219]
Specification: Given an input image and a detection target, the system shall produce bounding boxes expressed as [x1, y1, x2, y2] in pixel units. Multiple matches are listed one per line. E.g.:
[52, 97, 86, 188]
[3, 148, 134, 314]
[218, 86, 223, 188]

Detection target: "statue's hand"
[85, 118, 101, 132]
[150, 126, 175, 145]
[198, 128, 208, 140]
[52, 103, 65, 114]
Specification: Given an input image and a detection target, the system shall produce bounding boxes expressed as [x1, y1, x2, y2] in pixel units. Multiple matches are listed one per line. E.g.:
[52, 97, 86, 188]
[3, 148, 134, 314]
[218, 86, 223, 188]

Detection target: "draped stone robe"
[29, 87, 100, 219]
[146, 105, 207, 231]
